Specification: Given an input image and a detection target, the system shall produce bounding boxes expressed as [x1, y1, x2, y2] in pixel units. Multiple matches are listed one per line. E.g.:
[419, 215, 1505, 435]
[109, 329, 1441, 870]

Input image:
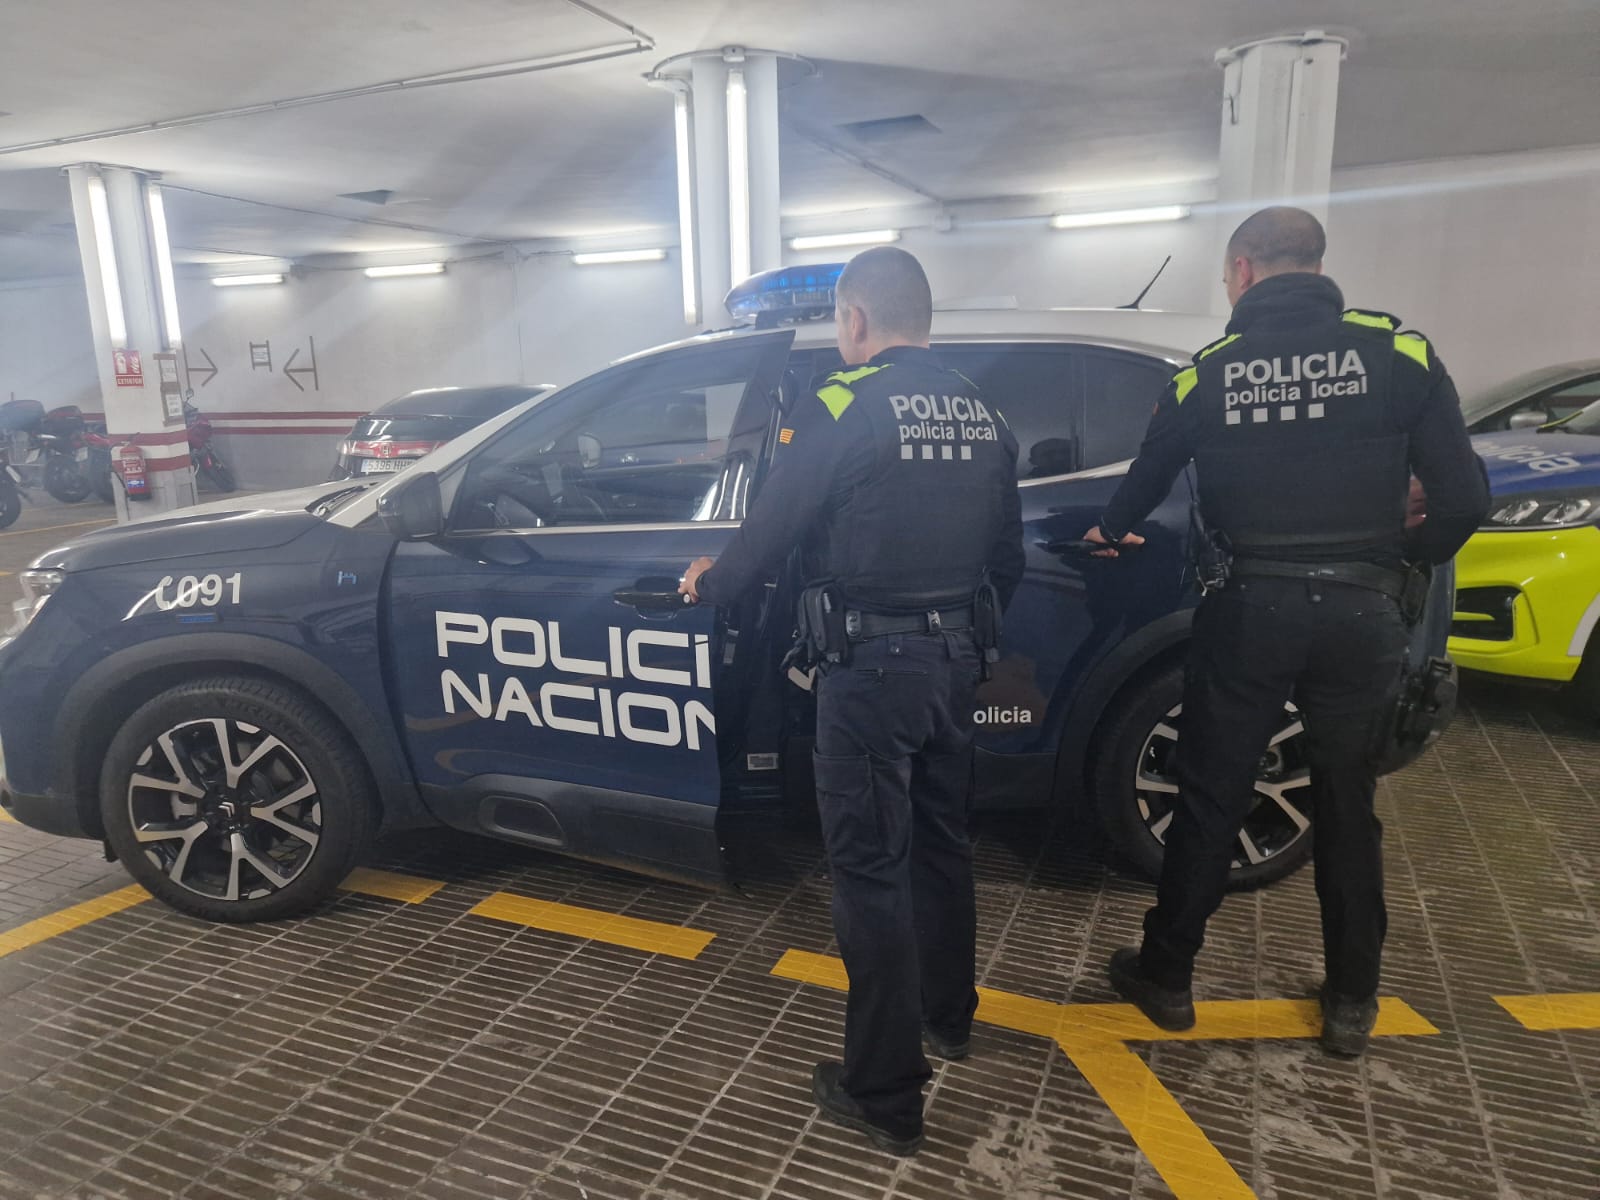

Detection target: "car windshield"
[1461, 365, 1600, 423]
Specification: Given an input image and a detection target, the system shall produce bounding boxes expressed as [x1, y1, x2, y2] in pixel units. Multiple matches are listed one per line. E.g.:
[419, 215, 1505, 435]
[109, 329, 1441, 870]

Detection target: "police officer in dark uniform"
[1085, 207, 1488, 1057]
[681, 247, 1024, 1153]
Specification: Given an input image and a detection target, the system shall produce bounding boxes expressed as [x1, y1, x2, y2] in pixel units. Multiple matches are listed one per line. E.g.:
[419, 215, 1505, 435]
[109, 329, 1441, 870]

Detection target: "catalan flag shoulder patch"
[778, 427, 795, 445]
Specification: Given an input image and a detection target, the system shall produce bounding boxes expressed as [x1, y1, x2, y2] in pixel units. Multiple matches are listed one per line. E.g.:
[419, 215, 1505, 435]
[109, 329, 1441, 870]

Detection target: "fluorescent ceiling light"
[1050, 205, 1192, 230]
[146, 184, 182, 347]
[726, 65, 750, 285]
[672, 90, 698, 324]
[571, 248, 667, 265]
[364, 262, 446, 277]
[85, 174, 127, 347]
[788, 229, 900, 251]
[211, 273, 285, 287]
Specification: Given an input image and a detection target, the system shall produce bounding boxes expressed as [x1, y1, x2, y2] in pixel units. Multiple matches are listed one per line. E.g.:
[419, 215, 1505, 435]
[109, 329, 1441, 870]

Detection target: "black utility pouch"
[1399, 561, 1433, 627]
[973, 578, 1003, 680]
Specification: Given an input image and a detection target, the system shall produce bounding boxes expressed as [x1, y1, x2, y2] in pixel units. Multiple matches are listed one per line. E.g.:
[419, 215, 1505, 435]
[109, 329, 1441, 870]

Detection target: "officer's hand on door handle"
[679, 556, 715, 603]
[1083, 526, 1146, 558]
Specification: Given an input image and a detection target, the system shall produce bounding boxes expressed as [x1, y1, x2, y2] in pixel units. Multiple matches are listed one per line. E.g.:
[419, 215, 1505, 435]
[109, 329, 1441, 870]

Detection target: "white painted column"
[66, 163, 197, 519]
[673, 48, 784, 327]
[1215, 31, 1347, 225]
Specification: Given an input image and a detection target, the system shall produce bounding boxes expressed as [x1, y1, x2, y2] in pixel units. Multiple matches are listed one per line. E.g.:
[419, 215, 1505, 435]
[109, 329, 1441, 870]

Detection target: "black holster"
[795, 582, 849, 667]
[1398, 561, 1433, 627]
[1189, 502, 1233, 594]
[973, 577, 1002, 681]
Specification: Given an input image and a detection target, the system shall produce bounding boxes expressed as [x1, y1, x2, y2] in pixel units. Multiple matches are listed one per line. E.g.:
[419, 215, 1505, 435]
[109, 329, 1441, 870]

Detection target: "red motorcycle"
[185, 401, 236, 493]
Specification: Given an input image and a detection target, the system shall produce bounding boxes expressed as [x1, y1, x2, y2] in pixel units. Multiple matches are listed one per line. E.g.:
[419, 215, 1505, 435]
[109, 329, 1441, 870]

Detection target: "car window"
[1080, 351, 1173, 468]
[1543, 377, 1600, 427]
[451, 340, 774, 530]
[933, 346, 1083, 479]
[1470, 374, 1600, 433]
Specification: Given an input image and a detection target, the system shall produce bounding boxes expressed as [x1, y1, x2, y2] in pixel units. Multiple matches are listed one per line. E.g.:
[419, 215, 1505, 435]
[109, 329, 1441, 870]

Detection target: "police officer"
[1086, 206, 1488, 1057]
[681, 247, 1024, 1153]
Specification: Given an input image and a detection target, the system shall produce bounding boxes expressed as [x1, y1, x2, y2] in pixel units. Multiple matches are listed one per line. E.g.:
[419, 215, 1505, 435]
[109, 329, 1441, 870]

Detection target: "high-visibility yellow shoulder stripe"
[1173, 366, 1199, 404]
[827, 365, 884, 386]
[816, 383, 856, 420]
[1195, 333, 1240, 361]
[1394, 332, 1430, 369]
[1342, 309, 1398, 331]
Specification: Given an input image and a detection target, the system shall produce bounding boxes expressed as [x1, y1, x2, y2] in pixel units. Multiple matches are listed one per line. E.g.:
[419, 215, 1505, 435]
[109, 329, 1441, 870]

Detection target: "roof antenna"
[1119, 255, 1172, 310]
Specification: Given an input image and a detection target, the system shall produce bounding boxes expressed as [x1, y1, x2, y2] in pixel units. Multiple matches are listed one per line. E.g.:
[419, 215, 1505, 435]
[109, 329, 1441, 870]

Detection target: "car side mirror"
[376, 470, 444, 540]
[1508, 409, 1550, 430]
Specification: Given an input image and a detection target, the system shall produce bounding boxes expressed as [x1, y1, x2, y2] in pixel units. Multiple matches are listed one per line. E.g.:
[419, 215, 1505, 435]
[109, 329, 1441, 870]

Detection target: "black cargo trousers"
[812, 630, 983, 1135]
[1141, 575, 1409, 1000]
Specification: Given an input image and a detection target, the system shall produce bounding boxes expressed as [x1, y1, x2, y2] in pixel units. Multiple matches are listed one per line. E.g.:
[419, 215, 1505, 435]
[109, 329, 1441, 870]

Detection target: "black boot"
[1319, 984, 1378, 1058]
[922, 1022, 970, 1062]
[811, 1062, 924, 1156]
[1108, 947, 1196, 1031]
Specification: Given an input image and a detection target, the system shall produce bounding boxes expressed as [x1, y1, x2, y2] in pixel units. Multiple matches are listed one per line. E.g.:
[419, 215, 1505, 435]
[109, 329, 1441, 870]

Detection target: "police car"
[0, 266, 1458, 922]
[1451, 369, 1600, 712]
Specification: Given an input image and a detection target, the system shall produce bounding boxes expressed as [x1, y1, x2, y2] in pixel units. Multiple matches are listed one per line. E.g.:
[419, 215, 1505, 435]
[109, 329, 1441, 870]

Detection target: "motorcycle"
[0, 400, 94, 517]
[186, 401, 236, 493]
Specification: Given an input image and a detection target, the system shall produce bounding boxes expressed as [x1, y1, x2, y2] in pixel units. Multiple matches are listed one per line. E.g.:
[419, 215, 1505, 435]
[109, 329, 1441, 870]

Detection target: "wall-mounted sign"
[153, 352, 184, 425]
[250, 341, 272, 370]
[113, 349, 143, 387]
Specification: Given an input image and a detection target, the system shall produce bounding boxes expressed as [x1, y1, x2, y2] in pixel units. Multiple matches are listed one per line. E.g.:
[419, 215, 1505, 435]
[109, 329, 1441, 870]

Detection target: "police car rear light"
[724, 263, 845, 324]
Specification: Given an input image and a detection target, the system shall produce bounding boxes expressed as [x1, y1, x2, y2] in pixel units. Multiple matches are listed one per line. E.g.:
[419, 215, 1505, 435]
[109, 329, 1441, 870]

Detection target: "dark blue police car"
[0, 268, 1457, 922]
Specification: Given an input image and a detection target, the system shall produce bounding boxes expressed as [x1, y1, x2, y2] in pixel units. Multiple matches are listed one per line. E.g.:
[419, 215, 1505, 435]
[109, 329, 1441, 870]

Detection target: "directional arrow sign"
[184, 346, 219, 389]
[282, 337, 320, 393]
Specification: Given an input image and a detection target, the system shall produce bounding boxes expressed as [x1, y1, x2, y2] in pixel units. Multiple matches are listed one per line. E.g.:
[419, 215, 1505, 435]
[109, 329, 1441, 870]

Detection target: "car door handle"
[613, 582, 693, 612]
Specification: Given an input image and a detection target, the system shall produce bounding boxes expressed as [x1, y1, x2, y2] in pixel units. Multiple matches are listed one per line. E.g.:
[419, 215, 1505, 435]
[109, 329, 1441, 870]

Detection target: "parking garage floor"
[2, 509, 1597, 1200]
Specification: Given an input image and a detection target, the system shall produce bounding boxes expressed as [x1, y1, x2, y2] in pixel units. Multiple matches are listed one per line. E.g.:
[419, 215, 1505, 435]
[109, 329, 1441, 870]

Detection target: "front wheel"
[43, 456, 92, 503]
[100, 678, 374, 922]
[1091, 663, 1314, 890]
[0, 478, 20, 528]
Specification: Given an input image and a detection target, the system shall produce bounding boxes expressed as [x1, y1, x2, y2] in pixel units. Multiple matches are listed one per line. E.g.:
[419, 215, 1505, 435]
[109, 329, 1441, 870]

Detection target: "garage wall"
[0, 143, 1594, 492]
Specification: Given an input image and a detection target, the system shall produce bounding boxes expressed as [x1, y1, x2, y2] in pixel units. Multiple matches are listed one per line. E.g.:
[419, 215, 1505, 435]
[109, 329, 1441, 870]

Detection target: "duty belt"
[1231, 558, 1406, 600]
[845, 606, 975, 641]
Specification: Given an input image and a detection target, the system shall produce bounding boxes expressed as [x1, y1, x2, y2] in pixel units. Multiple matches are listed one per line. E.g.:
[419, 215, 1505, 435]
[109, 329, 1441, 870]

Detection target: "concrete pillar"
[66, 164, 197, 519]
[1215, 31, 1347, 226]
[677, 48, 783, 326]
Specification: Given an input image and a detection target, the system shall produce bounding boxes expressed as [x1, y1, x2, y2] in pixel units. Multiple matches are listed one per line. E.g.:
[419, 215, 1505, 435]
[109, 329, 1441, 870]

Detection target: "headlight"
[1481, 491, 1600, 530]
[4, 569, 65, 640]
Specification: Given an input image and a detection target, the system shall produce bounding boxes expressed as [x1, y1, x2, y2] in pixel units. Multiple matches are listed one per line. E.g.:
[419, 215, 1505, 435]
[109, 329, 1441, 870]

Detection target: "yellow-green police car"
[1453, 379, 1600, 711]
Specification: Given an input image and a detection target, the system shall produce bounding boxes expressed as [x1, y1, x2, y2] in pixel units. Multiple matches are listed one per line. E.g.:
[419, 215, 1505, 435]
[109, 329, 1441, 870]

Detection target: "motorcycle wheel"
[0, 478, 20, 529]
[199, 451, 236, 494]
[92, 465, 117, 504]
[43, 457, 92, 504]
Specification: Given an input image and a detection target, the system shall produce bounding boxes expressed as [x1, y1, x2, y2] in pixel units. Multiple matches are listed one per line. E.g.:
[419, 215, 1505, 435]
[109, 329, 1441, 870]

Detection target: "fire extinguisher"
[116, 442, 150, 500]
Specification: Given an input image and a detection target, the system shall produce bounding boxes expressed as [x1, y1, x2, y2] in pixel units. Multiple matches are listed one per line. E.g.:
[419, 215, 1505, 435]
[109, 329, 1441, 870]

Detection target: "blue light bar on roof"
[724, 263, 846, 323]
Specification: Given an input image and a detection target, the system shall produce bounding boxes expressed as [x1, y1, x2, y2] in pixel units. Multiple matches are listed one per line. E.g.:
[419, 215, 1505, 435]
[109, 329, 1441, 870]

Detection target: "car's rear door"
[382, 331, 794, 884]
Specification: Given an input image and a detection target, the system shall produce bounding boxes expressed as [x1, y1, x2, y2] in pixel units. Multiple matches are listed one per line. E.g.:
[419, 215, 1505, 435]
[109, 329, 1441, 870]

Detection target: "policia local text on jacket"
[1097, 271, 1489, 1039]
[696, 345, 1023, 1151]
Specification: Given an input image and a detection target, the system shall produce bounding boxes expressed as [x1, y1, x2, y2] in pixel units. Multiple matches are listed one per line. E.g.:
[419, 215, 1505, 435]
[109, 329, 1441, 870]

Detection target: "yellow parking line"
[773, 949, 1438, 1200]
[469, 892, 715, 960]
[0, 885, 150, 961]
[339, 867, 447, 904]
[1495, 992, 1600, 1031]
[0, 518, 115, 541]
[0, 808, 15, 822]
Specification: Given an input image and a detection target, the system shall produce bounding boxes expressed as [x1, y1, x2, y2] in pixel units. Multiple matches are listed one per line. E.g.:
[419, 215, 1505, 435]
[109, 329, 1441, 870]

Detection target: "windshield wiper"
[308, 484, 373, 517]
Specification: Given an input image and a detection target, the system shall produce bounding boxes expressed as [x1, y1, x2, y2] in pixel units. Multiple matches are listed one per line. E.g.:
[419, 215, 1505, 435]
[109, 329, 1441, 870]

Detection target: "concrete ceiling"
[1, 0, 1597, 280]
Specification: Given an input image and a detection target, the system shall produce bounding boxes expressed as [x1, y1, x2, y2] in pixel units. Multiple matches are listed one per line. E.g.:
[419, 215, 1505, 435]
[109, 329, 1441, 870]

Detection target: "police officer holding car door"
[681, 247, 1024, 1154]
[1086, 206, 1488, 1057]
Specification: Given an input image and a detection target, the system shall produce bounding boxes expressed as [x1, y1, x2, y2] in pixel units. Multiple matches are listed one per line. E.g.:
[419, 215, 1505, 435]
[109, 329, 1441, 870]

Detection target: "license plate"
[359, 458, 407, 474]
[75, 447, 90, 461]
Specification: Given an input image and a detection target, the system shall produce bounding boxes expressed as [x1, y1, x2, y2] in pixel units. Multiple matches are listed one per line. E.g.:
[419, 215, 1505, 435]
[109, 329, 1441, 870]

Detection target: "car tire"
[1091, 663, 1314, 891]
[1573, 643, 1600, 720]
[100, 677, 374, 923]
[0, 480, 20, 529]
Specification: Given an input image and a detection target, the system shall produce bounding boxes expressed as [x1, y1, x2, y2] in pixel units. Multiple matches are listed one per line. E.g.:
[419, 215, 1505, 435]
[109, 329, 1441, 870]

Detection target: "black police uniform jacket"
[1100, 273, 1489, 567]
[697, 345, 1025, 612]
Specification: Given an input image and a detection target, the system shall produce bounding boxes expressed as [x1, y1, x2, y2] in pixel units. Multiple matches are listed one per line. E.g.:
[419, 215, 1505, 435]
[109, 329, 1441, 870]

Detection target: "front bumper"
[1448, 526, 1600, 682]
